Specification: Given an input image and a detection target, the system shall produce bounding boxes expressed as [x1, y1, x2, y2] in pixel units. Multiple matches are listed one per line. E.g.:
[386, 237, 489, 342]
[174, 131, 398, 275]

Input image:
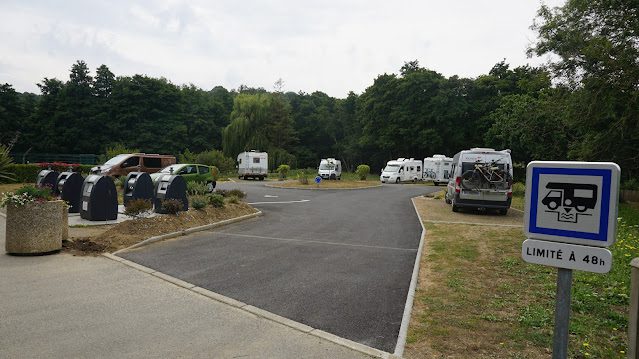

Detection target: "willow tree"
[222, 93, 297, 168]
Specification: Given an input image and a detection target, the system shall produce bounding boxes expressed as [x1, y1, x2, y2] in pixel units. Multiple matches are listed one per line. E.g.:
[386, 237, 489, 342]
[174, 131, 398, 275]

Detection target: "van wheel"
[451, 198, 459, 212]
[395, 178, 400, 184]
[498, 208, 508, 215]
[259, 176, 264, 181]
[239, 175, 243, 180]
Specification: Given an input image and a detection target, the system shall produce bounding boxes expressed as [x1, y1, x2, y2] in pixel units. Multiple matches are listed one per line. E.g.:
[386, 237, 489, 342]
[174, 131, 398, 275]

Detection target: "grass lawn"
[406, 195, 639, 358]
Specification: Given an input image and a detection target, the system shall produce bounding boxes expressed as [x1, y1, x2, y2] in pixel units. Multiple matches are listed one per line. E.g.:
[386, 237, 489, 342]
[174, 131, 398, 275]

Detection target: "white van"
[445, 148, 513, 214]
[318, 158, 342, 180]
[380, 158, 422, 183]
[423, 154, 453, 186]
[237, 150, 268, 180]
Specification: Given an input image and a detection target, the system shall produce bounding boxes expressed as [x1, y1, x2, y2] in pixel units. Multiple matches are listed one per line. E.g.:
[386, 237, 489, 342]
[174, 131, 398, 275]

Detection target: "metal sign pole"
[552, 267, 573, 359]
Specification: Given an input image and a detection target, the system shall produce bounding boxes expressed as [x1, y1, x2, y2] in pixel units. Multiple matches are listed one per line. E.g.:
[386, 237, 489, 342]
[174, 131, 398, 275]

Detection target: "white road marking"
[247, 199, 310, 205]
[264, 195, 279, 198]
[227, 178, 236, 183]
[217, 232, 417, 252]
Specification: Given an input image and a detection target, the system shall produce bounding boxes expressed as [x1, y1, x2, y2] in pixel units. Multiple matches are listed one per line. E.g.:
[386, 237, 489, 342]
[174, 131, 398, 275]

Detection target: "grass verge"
[405, 196, 639, 359]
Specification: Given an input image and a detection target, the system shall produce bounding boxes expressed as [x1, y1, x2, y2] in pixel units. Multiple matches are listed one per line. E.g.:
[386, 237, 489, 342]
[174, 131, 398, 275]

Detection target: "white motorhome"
[318, 158, 342, 180]
[380, 158, 422, 183]
[423, 154, 453, 186]
[445, 148, 513, 214]
[237, 150, 268, 180]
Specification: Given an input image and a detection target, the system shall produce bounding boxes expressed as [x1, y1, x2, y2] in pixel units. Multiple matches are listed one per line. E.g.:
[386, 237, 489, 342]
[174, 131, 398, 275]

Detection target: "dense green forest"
[1, 0, 637, 179]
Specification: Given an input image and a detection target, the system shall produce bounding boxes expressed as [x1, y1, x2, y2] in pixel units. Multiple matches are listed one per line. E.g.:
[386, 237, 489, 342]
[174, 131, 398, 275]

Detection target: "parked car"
[445, 148, 513, 214]
[91, 153, 176, 177]
[150, 163, 218, 192]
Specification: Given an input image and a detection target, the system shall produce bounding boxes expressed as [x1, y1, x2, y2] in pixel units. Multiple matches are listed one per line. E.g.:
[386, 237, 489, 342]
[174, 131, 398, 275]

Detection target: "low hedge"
[4, 164, 95, 183]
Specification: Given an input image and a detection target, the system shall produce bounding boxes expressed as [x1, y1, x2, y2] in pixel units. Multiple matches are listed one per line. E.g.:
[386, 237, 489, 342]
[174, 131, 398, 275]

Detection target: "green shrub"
[297, 168, 310, 185]
[0, 145, 15, 183]
[512, 182, 526, 197]
[161, 199, 184, 214]
[207, 193, 225, 208]
[227, 189, 246, 199]
[4, 163, 91, 183]
[194, 150, 235, 174]
[214, 189, 229, 197]
[356, 164, 370, 180]
[15, 184, 53, 201]
[187, 181, 208, 196]
[178, 148, 198, 163]
[210, 166, 220, 180]
[124, 199, 153, 217]
[114, 176, 126, 189]
[191, 196, 207, 210]
[227, 195, 240, 204]
[276, 164, 290, 180]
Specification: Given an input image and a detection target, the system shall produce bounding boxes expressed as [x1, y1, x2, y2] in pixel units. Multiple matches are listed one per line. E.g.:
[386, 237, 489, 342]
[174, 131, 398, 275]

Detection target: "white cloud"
[0, 0, 565, 97]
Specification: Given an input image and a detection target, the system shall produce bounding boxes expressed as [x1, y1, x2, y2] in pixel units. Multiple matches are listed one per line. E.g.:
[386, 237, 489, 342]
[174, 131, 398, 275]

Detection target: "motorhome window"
[198, 166, 209, 174]
[253, 158, 260, 164]
[462, 162, 506, 173]
[417, 166, 421, 172]
[104, 154, 129, 166]
[383, 164, 400, 172]
[143, 157, 162, 168]
[239, 159, 242, 164]
[122, 156, 140, 168]
[319, 163, 335, 170]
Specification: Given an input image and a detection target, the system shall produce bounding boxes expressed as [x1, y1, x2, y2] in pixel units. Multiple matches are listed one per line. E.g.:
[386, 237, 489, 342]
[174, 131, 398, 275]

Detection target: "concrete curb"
[101, 253, 394, 358]
[393, 197, 427, 357]
[264, 183, 382, 191]
[112, 210, 262, 255]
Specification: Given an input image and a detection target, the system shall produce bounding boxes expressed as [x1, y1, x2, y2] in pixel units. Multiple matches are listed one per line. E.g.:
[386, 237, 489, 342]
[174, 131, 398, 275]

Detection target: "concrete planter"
[5, 200, 67, 255]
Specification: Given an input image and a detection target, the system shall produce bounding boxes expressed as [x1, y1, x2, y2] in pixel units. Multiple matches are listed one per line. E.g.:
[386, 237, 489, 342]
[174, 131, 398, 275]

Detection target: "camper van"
[237, 151, 268, 180]
[318, 158, 342, 180]
[445, 148, 513, 214]
[380, 158, 423, 183]
[423, 154, 453, 186]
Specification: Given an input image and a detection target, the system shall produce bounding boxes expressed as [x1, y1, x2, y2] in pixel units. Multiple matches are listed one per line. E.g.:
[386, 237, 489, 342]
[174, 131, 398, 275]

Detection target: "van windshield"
[384, 164, 400, 173]
[104, 154, 129, 166]
[319, 163, 335, 170]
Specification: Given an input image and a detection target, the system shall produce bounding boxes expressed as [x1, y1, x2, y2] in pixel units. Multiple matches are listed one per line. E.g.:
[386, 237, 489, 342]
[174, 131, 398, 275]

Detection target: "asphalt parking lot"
[120, 181, 437, 352]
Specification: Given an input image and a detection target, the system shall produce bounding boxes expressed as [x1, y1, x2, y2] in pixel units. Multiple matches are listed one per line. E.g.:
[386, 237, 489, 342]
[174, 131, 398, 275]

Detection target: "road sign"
[315, 176, 322, 184]
[524, 161, 620, 247]
[522, 239, 612, 273]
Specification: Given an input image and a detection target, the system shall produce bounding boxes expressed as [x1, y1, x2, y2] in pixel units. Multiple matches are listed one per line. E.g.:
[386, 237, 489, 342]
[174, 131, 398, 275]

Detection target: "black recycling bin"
[154, 174, 188, 213]
[80, 175, 118, 221]
[123, 172, 154, 206]
[36, 170, 59, 193]
[56, 172, 84, 213]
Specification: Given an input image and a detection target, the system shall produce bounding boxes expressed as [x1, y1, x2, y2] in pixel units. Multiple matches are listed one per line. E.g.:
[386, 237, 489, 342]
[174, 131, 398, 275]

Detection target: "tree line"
[1, 0, 636, 179]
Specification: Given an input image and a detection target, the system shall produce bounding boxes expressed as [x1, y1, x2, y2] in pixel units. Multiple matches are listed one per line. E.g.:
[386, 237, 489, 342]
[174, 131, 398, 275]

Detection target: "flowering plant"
[38, 162, 81, 172]
[0, 185, 53, 208]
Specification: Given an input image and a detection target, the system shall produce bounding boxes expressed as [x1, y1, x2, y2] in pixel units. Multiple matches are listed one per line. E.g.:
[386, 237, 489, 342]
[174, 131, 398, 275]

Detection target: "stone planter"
[5, 200, 67, 255]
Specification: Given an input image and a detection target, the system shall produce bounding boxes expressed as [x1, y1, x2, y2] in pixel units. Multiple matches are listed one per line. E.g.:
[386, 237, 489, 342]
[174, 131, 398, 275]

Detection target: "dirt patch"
[63, 202, 258, 255]
[413, 196, 523, 226]
[267, 180, 380, 189]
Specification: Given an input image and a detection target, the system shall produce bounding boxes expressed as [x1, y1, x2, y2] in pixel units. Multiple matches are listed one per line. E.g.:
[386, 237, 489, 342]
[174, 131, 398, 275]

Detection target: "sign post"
[523, 161, 620, 358]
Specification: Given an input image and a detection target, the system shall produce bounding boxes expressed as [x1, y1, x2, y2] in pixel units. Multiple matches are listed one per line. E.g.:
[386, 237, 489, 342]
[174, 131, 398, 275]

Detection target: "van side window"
[121, 156, 139, 168]
[143, 157, 162, 168]
[239, 158, 242, 164]
[253, 158, 260, 164]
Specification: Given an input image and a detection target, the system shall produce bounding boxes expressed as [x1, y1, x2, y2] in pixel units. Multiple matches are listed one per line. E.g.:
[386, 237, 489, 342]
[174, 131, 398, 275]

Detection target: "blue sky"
[0, 0, 565, 97]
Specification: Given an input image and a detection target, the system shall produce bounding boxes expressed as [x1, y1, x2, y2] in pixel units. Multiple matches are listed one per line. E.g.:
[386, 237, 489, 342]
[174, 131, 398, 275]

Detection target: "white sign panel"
[522, 239, 612, 273]
[524, 161, 620, 247]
